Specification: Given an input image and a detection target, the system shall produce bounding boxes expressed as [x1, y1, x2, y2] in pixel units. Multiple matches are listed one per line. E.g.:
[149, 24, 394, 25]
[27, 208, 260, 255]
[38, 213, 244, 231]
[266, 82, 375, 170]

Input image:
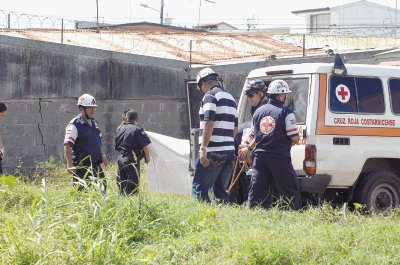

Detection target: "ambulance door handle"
[333, 137, 350, 145]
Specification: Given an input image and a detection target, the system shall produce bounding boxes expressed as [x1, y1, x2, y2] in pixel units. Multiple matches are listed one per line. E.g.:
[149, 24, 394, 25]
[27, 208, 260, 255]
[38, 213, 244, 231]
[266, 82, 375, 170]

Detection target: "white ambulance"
[238, 55, 400, 212]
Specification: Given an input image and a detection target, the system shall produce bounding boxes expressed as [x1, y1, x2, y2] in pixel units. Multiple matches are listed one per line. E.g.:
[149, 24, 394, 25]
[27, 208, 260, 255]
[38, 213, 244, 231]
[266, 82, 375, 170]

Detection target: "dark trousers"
[248, 153, 301, 210]
[73, 160, 106, 192]
[117, 155, 140, 195]
[0, 159, 2, 174]
[228, 162, 251, 205]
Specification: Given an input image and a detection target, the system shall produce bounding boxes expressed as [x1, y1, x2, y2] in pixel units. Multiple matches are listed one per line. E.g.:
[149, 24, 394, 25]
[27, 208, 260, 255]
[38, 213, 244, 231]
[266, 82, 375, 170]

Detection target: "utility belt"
[118, 149, 138, 162]
[118, 149, 133, 156]
[73, 158, 102, 167]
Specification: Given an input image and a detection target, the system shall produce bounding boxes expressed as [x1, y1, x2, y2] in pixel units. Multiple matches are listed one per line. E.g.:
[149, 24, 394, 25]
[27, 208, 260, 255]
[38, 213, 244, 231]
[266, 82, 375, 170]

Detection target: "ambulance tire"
[353, 171, 400, 213]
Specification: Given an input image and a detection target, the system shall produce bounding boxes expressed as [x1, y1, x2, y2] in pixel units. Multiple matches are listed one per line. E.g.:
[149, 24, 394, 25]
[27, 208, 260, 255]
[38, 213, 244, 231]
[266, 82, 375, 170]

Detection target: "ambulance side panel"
[313, 74, 400, 188]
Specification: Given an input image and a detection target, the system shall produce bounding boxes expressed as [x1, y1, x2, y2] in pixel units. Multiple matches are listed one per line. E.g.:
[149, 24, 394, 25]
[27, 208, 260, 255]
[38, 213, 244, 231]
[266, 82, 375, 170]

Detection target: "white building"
[291, 0, 400, 36]
[194, 22, 238, 31]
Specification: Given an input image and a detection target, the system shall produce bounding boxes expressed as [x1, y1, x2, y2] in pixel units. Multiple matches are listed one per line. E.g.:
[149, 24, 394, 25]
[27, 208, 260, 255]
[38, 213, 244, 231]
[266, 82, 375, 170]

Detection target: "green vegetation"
[1, 160, 400, 264]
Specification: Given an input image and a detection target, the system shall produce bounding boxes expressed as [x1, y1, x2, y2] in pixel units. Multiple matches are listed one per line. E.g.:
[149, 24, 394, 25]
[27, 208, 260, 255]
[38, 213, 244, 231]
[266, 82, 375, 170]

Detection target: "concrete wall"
[0, 36, 191, 173]
[0, 98, 187, 172]
[0, 35, 385, 174]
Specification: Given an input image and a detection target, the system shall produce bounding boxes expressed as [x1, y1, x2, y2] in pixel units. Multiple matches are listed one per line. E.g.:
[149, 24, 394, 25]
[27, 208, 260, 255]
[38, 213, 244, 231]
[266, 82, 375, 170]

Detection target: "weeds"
[1, 161, 400, 264]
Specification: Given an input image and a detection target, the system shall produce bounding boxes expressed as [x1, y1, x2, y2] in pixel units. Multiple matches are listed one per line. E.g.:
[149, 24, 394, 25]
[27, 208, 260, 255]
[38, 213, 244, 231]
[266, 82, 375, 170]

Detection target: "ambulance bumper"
[298, 174, 331, 195]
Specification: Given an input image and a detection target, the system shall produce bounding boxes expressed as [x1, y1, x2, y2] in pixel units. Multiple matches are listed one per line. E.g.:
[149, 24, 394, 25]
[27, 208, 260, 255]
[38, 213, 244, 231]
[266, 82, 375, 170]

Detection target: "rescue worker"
[116, 109, 130, 131]
[239, 80, 301, 210]
[0, 102, 7, 174]
[229, 79, 268, 204]
[192, 67, 238, 203]
[64, 94, 108, 191]
[115, 111, 151, 195]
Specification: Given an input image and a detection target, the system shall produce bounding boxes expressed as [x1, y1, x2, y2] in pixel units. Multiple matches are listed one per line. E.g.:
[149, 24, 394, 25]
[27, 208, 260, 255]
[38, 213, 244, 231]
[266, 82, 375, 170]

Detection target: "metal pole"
[96, 0, 100, 33]
[189, 40, 192, 68]
[160, 0, 164, 25]
[394, 0, 397, 38]
[8, 13, 10, 29]
[198, 0, 202, 27]
[302, 34, 305, 57]
[61, 19, 64, 44]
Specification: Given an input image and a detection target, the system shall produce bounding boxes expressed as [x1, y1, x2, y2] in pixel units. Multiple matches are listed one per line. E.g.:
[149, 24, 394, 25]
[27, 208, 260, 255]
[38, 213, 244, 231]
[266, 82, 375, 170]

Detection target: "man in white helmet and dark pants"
[192, 68, 238, 203]
[239, 80, 301, 210]
[64, 94, 108, 191]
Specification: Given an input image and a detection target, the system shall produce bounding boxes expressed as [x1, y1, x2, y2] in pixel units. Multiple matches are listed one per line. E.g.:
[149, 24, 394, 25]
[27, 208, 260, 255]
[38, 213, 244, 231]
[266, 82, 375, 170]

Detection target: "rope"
[227, 158, 246, 194]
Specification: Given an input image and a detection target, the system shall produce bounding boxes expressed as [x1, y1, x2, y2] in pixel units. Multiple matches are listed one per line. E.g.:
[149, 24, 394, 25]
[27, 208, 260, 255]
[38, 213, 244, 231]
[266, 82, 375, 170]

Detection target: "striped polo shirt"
[199, 85, 238, 152]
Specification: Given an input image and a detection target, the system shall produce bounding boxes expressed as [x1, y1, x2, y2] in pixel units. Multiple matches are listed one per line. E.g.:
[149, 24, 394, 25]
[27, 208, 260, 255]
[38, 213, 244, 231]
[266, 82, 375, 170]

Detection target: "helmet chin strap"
[83, 107, 90, 120]
[198, 83, 205, 95]
[278, 94, 287, 103]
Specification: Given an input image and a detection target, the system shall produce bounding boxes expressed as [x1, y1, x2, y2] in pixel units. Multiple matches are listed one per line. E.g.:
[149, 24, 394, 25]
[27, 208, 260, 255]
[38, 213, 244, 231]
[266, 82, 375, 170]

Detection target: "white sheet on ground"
[145, 131, 193, 195]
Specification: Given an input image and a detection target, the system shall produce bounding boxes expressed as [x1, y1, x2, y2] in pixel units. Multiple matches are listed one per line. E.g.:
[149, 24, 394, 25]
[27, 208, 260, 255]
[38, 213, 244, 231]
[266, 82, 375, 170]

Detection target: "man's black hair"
[126, 111, 138, 122]
[0, 102, 7, 112]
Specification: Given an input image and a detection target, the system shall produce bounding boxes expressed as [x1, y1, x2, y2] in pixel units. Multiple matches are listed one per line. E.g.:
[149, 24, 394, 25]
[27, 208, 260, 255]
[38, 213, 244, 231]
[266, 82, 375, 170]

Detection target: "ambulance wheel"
[353, 171, 400, 213]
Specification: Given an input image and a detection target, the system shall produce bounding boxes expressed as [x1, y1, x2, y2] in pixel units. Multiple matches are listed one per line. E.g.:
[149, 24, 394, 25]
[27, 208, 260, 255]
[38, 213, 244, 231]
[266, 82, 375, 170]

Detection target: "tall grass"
[1, 160, 400, 264]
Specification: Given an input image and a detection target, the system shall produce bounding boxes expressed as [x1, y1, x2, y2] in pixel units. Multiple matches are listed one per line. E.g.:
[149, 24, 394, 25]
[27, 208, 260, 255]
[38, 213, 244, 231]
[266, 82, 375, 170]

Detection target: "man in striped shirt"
[192, 68, 238, 203]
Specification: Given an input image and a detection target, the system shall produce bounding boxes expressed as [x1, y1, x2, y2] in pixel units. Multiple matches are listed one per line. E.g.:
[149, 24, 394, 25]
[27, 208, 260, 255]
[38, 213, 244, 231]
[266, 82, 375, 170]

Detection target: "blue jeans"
[192, 151, 235, 203]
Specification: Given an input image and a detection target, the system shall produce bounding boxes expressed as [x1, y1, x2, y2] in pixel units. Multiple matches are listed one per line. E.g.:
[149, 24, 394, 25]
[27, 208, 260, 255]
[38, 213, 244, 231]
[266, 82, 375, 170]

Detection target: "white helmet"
[77, 94, 98, 107]
[267, 80, 292, 94]
[196, 67, 218, 85]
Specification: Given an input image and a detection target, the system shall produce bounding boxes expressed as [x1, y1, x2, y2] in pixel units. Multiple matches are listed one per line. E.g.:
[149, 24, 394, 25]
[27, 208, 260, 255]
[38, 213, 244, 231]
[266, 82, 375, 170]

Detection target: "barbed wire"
[1, 10, 400, 65]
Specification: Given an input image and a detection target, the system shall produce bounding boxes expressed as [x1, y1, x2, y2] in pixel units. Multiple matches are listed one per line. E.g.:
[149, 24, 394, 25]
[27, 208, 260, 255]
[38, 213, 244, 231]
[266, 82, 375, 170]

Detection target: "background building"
[291, 0, 400, 36]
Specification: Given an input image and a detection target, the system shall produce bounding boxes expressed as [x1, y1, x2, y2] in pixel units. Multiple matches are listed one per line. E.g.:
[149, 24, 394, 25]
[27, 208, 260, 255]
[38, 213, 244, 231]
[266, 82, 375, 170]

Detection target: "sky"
[0, 0, 399, 29]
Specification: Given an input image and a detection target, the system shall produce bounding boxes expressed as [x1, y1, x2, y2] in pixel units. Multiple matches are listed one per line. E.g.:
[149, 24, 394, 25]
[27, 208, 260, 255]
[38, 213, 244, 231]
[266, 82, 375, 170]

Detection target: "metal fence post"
[189, 40, 192, 68]
[61, 19, 64, 44]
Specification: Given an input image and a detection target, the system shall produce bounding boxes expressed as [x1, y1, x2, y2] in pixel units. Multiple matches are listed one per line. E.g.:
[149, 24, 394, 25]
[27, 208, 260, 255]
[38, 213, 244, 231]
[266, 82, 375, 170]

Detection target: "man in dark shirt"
[229, 79, 268, 204]
[64, 94, 108, 191]
[240, 80, 301, 210]
[115, 111, 151, 195]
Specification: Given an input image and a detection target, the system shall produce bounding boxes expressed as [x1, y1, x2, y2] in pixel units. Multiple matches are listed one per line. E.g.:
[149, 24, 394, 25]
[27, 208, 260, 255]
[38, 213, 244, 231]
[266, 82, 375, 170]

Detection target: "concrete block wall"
[0, 98, 188, 174]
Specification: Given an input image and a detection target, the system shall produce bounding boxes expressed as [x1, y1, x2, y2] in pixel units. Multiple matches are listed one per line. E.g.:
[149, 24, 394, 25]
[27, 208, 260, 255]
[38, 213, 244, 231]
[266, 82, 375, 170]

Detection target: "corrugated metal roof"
[0, 29, 312, 64]
[1, 28, 395, 65]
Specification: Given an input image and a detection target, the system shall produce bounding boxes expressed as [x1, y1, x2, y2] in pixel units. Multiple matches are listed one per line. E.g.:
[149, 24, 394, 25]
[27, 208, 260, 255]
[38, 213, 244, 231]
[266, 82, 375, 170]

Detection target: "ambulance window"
[389, 79, 400, 114]
[329, 76, 384, 114]
[355, 78, 384, 113]
[282, 78, 308, 124]
[329, 76, 357, 113]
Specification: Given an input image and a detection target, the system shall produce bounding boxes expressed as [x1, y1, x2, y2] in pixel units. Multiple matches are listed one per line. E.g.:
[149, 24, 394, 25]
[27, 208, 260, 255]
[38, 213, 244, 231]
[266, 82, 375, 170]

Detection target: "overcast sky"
[0, 0, 399, 29]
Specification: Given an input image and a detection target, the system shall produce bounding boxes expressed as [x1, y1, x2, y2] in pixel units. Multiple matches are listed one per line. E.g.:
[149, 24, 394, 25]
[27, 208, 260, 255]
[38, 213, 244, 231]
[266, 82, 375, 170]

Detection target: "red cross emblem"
[335, 84, 350, 103]
[260, 116, 275, 135]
